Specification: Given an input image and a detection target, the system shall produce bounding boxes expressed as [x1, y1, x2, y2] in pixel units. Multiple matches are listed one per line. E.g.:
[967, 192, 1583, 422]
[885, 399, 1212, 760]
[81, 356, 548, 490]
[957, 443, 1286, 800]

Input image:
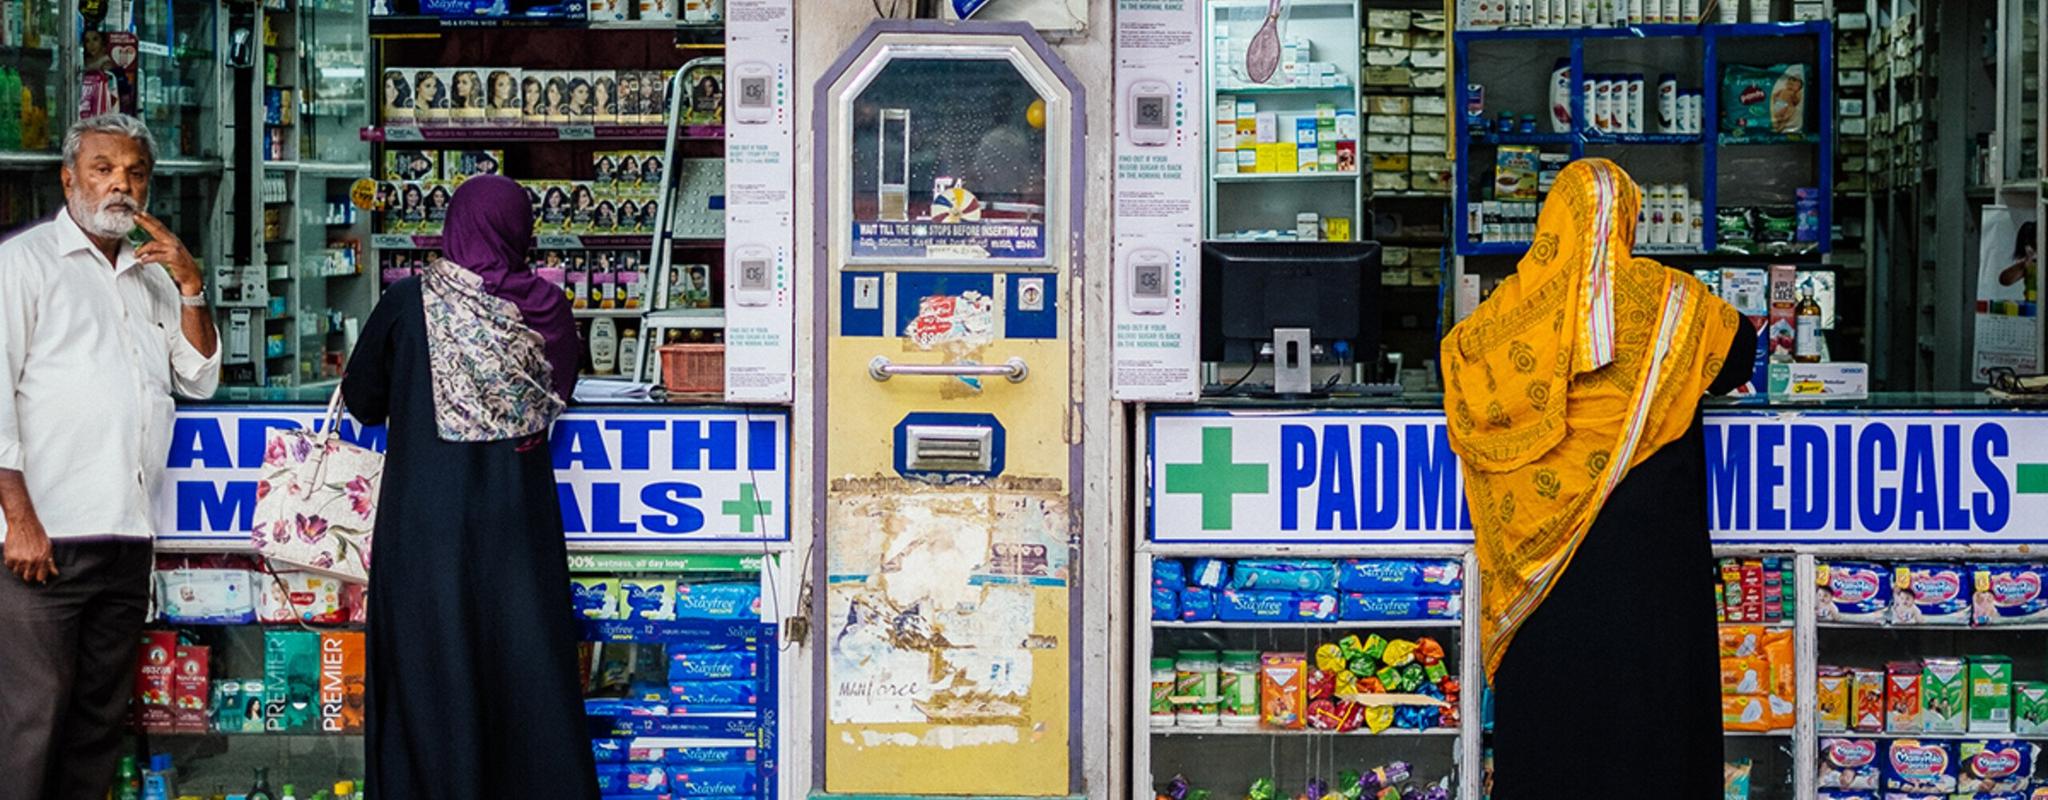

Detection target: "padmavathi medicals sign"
[1148, 409, 2048, 545]
[159, 406, 789, 547]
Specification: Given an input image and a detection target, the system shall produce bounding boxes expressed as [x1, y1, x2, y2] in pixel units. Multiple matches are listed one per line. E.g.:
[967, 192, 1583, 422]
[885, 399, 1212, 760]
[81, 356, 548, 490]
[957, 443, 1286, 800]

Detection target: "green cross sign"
[2020, 464, 2048, 494]
[723, 483, 774, 534]
[1164, 427, 1269, 530]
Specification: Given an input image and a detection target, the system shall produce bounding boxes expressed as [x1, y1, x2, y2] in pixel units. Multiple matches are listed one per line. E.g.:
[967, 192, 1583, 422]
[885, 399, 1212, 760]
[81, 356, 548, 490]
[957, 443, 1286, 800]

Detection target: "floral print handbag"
[250, 389, 381, 583]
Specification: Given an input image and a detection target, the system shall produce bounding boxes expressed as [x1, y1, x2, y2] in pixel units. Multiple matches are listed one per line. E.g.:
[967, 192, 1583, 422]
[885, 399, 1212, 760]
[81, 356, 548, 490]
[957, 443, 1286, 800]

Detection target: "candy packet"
[1229, 559, 1338, 593]
[1883, 739, 1957, 794]
[1817, 737, 1880, 790]
[1336, 559, 1463, 594]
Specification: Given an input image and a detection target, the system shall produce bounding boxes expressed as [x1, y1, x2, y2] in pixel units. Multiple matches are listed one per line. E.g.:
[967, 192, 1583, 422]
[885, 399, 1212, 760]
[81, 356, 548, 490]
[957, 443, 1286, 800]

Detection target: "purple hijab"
[441, 175, 579, 404]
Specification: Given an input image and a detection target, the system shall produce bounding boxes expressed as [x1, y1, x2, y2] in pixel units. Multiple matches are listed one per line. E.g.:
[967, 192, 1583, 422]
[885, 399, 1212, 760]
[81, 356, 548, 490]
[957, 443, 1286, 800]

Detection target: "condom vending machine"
[814, 22, 1087, 797]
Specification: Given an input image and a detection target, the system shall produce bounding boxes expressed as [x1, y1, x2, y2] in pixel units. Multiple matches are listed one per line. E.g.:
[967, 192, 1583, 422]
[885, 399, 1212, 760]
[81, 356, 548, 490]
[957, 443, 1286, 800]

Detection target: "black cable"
[1219, 356, 1262, 395]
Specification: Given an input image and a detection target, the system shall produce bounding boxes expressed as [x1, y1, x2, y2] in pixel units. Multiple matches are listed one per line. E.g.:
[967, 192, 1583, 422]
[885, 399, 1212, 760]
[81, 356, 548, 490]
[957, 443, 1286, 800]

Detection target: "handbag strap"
[321, 386, 348, 442]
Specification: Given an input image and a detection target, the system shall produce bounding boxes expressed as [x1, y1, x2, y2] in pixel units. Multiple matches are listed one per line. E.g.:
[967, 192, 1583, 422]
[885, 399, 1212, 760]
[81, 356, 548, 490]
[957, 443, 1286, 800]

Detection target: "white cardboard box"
[1768, 362, 1869, 401]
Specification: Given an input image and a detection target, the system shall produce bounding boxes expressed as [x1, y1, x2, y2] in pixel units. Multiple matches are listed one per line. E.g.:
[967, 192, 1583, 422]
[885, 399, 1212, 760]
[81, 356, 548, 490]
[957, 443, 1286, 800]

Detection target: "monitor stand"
[1249, 327, 1329, 400]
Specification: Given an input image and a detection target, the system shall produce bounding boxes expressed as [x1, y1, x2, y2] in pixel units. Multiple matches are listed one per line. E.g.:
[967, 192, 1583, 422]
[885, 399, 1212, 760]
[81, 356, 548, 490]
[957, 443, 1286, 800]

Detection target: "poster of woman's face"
[489, 71, 519, 109]
[414, 71, 447, 109]
[452, 70, 483, 109]
[520, 77, 544, 117]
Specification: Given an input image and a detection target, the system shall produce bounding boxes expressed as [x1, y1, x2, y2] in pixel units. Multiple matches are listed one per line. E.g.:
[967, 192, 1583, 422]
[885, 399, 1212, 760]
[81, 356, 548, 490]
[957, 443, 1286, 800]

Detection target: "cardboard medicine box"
[1970, 655, 2014, 733]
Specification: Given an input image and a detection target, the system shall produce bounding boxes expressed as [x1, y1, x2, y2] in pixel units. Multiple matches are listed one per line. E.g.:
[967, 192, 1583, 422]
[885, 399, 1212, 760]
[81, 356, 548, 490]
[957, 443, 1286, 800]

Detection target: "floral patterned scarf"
[421, 258, 566, 441]
[1441, 159, 1742, 682]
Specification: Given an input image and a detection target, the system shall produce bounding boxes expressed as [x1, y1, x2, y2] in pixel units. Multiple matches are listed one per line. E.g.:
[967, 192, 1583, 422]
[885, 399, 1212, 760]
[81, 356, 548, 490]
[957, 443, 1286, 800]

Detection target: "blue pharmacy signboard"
[158, 406, 790, 547]
[1147, 409, 2048, 545]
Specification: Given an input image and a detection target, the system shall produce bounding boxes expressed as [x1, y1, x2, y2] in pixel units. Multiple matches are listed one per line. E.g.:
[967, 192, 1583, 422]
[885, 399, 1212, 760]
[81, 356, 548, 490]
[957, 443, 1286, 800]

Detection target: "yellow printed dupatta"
[1441, 159, 1742, 681]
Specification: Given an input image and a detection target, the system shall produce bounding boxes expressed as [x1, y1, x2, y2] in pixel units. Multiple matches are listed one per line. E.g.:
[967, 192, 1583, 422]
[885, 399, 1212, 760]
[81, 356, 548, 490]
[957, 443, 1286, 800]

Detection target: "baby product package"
[1882, 739, 1957, 794]
[1817, 737, 1881, 790]
[156, 569, 257, 625]
[256, 571, 346, 625]
[1973, 563, 2048, 625]
[1892, 563, 1971, 625]
[1721, 63, 1809, 134]
[263, 630, 320, 732]
[1957, 740, 2037, 793]
[1820, 562, 1891, 623]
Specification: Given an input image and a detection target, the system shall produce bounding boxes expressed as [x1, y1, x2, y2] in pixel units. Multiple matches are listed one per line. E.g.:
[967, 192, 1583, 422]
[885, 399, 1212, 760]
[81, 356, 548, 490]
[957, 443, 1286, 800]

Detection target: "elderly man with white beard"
[0, 113, 219, 800]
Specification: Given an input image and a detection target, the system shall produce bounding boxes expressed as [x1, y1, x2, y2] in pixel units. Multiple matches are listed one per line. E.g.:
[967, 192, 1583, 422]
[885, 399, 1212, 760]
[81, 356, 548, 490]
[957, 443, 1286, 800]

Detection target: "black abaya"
[342, 278, 599, 800]
[1489, 319, 1757, 798]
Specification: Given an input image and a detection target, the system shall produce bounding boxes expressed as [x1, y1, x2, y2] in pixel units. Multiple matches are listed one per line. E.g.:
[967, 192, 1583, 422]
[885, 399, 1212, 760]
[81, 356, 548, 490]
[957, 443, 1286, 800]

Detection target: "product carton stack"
[1360, 10, 1452, 196]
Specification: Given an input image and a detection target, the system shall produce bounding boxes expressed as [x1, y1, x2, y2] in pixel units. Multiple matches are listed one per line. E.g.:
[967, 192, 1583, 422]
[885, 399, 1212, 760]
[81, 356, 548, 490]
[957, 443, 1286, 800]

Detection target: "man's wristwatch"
[180, 292, 207, 307]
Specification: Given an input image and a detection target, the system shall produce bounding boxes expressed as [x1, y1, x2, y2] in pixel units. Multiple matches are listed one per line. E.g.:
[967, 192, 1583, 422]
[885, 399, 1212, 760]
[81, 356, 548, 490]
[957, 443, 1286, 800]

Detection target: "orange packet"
[1259, 652, 1307, 730]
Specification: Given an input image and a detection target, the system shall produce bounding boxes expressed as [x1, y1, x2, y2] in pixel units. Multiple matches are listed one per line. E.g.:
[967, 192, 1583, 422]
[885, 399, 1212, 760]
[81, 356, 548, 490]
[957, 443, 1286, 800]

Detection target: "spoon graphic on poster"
[1244, 0, 1284, 84]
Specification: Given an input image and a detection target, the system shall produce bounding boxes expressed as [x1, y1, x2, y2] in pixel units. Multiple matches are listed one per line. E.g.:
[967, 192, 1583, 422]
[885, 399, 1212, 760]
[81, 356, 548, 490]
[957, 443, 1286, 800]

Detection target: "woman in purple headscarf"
[342, 175, 597, 800]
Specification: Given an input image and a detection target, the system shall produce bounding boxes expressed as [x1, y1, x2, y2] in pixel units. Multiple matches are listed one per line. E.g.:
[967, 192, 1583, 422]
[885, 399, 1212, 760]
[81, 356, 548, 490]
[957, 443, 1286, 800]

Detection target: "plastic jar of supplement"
[1218, 650, 1261, 728]
[1150, 657, 1177, 727]
[1175, 650, 1220, 727]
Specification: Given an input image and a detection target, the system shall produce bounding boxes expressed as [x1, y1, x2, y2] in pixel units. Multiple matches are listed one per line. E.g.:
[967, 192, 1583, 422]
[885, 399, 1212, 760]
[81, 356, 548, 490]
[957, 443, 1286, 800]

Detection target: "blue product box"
[594, 763, 669, 794]
[669, 766, 759, 797]
[661, 747, 758, 766]
[1215, 589, 1297, 622]
[673, 583, 761, 621]
[1153, 559, 1186, 591]
[1189, 558, 1231, 589]
[1229, 559, 1338, 593]
[1340, 592, 1461, 622]
[667, 680, 759, 707]
[1337, 559, 1464, 594]
[667, 651, 756, 682]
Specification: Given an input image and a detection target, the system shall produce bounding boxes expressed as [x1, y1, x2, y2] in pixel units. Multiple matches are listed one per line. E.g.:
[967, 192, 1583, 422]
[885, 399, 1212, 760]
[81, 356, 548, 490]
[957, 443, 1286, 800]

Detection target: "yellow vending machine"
[814, 21, 1086, 797]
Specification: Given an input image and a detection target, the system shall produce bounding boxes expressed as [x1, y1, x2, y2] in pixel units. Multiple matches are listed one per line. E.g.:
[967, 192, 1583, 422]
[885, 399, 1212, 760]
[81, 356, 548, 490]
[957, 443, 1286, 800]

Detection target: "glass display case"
[1994, 0, 2041, 188]
[0, 0, 65, 238]
[1204, 0, 1364, 242]
[133, 0, 224, 162]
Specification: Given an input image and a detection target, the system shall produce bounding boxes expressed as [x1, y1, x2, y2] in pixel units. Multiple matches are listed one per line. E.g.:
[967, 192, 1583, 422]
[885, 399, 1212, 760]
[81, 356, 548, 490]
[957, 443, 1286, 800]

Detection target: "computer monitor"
[1199, 241, 1382, 370]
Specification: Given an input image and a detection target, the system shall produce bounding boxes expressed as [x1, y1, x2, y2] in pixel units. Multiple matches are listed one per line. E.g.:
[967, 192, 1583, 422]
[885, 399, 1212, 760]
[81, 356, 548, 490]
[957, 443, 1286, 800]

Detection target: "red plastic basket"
[657, 344, 724, 395]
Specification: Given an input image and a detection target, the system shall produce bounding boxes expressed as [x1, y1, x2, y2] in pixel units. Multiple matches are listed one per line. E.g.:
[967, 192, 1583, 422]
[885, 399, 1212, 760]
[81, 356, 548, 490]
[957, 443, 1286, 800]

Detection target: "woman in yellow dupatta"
[1443, 159, 1754, 795]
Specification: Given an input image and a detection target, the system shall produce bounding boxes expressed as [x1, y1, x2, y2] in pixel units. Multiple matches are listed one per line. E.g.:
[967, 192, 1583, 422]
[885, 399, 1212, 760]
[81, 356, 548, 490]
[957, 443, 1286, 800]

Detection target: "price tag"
[383, 126, 424, 143]
[559, 125, 596, 141]
[137, 42, 171, 58]
[348, 179, 381, 211]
